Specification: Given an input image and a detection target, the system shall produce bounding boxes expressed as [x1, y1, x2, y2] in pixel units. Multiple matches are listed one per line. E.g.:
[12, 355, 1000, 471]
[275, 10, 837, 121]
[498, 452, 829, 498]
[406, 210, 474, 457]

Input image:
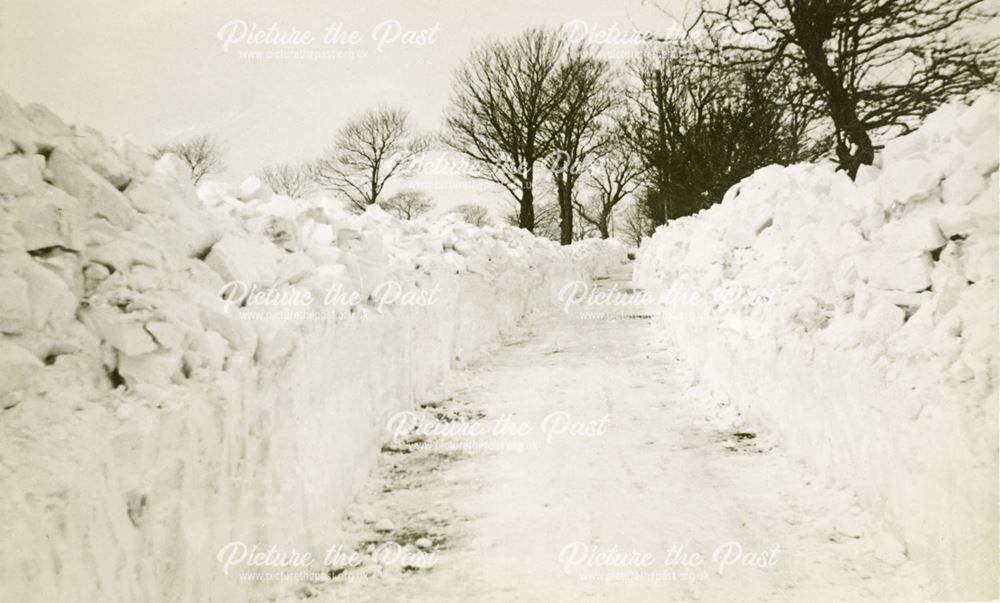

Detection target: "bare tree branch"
[544, 47, 616, 244]
[575, 124, 647, 239]
[257, 162, 316, 198]
[152, 134, 226, 185]
[693, 0, 999, 176]
[626, 41, 826, 223]
[445, 28, 579, 231]
[380, 189, 434, 220]
[451, 203, 492, 227]
[313, 106, 428, 211]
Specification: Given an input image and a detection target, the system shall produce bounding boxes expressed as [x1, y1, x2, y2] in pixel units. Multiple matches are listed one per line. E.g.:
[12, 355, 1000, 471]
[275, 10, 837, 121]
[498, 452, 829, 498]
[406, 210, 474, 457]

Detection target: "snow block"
[118, 348, 183, 387]
[0, 276, 31, 334]
[0, 90, 630, 603]
[881, 212, 946, 253]
[48, 147, 137, 228]
[858, 250, 932, 292]
[0, 341, 41, 399]
[72, 131, 133, 190]
[237, 175, 272, 203]
[11, 184, 88, 252]
[113, 138, 155, 177]
[878, 158, 939, 206]
[82, 307, 159, 356]
[0, 154, 45, 195]
[203, 234, 282, 287]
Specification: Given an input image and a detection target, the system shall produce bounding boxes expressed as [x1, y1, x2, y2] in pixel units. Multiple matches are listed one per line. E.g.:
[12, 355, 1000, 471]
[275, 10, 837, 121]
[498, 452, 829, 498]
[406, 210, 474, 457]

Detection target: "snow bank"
[635, 95, 998, 600]
[0, 92, 627, 602]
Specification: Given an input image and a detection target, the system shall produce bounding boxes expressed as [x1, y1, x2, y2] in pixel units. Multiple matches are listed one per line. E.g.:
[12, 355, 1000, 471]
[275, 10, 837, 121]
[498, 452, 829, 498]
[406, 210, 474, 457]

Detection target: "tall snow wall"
[635, 96, 998, 600]
[0, 92, 627, 602]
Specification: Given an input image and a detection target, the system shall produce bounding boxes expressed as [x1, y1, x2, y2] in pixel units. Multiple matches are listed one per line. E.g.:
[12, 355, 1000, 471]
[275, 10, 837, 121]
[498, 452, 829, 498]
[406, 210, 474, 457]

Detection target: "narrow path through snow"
[285, 265, 928, 602]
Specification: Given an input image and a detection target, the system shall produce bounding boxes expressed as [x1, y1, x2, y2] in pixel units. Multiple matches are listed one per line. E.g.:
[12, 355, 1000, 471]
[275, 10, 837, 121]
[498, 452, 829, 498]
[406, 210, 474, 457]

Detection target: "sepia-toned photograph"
[0, 0, 997, 601]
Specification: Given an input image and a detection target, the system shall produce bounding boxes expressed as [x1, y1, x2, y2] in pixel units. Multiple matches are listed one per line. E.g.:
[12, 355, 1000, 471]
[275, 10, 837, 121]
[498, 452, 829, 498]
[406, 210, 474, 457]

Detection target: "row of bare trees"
[443, 0, 996, 242]
[154, 108, 427, 204]
[445, 30, 648, 244]
[153, 113, 498, 226]
[159, 1, 996, 245]
[442, 27, 823, 242]
[627, 43, 830, 224]
[250, 107, 428, 215]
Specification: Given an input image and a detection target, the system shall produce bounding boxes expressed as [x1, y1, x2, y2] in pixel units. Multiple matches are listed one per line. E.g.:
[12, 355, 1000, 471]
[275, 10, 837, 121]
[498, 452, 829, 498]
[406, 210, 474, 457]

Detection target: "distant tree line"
[157, 1, 996, 244]
[445, 0, 996, 243]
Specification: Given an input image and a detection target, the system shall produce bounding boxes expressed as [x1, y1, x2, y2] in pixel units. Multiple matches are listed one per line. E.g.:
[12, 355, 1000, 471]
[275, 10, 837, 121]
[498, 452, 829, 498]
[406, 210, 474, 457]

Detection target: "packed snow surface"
[0, 91, 626, 602]
[269, 267, 929, 602]
[635, 95, 999, 600]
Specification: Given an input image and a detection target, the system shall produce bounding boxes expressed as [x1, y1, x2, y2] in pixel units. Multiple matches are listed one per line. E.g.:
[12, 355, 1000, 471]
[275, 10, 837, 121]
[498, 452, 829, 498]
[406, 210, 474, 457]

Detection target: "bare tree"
[380, 189, 433, 220]
[571, 199, 602, 240]
[446, 29, 578, 232]
[544, 49, 616, 244]
[257, 162, 316, 198]
[152, 134, 225, 184]
[312, 106, 427, 211]
[692, 0, 999, 176]
[503, 197, 562, 240]
[620, 199, 655, 248]
[452, 203, 492, 227]
[627, 43, 823, 223]
[575, 128, 647, 239]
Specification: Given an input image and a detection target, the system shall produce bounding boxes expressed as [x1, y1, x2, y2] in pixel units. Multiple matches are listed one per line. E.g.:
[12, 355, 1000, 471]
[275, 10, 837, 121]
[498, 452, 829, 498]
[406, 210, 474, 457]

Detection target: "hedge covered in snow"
[635, 95, 998, 600]
[0, 92, 627, 602]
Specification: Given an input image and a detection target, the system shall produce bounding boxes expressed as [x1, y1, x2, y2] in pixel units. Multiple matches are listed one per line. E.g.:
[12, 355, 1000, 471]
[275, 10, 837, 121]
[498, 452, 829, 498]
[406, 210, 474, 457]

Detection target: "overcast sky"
[0, 0, 686, 215]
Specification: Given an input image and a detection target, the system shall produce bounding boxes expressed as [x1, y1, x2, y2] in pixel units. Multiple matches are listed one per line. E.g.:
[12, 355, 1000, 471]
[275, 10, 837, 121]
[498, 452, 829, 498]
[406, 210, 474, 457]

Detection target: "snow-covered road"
[288, 266, 929, 602]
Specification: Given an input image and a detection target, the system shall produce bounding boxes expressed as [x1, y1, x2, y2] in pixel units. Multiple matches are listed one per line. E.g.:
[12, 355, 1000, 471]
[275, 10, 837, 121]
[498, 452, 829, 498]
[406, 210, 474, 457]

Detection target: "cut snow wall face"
[634, 95, 999, 600]
[0, 91, 629, 602]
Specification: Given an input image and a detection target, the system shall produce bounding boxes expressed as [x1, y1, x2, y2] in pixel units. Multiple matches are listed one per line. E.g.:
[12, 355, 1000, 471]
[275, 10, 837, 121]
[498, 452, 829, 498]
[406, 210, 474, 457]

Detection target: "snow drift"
[635, 95, 998, 600]
[0, 92, 627, 602]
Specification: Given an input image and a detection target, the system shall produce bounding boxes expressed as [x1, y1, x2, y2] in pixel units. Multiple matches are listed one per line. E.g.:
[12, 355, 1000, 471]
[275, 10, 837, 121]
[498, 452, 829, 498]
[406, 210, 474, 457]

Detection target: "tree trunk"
[655, 177, 670, 224]
[557, 183, 573, 245]
[519, 180, 535, 232]
[792, 18, 875, 178]
[835, 127, 875, 178]
[598, 211, 610, 239]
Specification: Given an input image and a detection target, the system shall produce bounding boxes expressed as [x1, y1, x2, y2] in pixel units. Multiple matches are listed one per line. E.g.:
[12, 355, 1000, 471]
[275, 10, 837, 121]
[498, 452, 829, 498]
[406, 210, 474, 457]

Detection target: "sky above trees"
[0, 0, 684, 213]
